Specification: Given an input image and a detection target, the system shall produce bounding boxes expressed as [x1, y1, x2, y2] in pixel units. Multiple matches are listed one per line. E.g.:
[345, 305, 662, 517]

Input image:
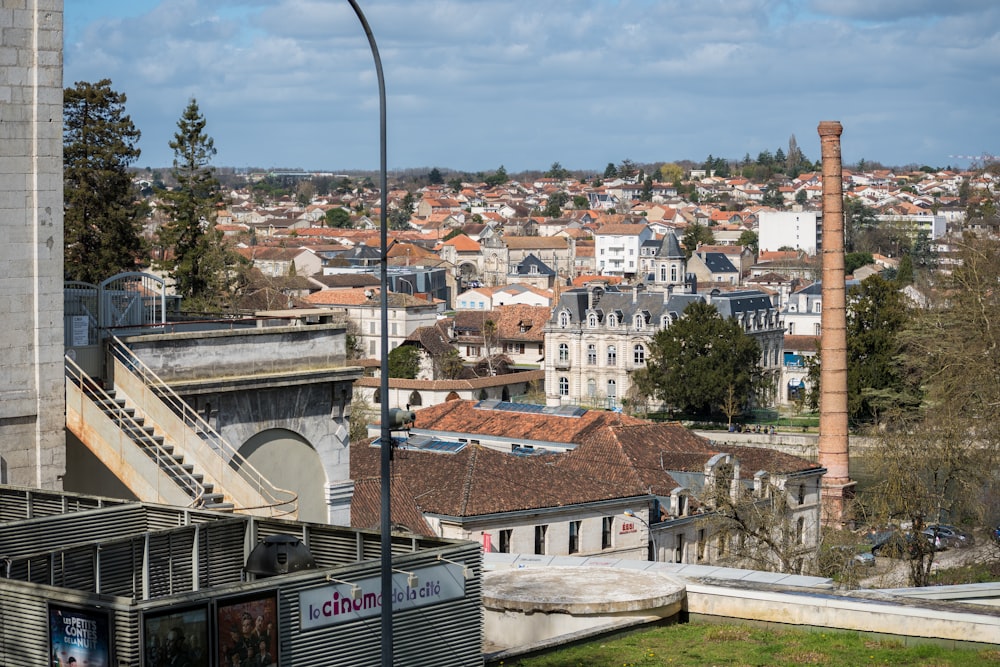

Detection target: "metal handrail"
[65, 355, 205, 507]
[107, 337, 298, 517]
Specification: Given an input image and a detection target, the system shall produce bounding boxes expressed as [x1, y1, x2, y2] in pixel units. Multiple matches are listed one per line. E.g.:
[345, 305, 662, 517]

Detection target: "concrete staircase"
[83, 383, 233, 510]
[66, 346, 297, 517]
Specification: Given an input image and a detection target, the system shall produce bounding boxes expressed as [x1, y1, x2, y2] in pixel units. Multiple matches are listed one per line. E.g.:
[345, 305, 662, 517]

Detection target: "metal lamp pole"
[624, 509, 657, 562]
[344, 1, 392, 664]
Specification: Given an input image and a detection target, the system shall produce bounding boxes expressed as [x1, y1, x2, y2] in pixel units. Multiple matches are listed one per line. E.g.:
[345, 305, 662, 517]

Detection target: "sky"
[64, 0, 1000, 174]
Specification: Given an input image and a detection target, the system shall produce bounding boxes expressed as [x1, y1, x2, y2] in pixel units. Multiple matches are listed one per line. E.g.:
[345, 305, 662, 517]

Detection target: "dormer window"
[559, 310, 570, 328]
[607, 313, 617, 327]
[634, 314, 644, 330]
[588, 313, 598, 328]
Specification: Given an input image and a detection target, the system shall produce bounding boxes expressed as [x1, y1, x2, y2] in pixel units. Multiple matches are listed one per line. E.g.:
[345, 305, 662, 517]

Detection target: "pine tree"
[156, 99, 234, 309]
[63, 79, 145, 283]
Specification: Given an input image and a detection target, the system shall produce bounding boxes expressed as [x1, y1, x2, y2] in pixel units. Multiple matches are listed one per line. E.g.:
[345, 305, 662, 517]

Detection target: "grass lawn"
[494, 622, 999, 666]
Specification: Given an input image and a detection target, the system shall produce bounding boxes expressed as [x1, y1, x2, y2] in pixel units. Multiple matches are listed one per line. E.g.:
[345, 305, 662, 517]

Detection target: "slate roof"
[552, 286, 702, 325]
[513, 254, 555, 277]
[701, 252, 738, 274]
[351, 402, 821, 519]
[655, 231, 685, 259]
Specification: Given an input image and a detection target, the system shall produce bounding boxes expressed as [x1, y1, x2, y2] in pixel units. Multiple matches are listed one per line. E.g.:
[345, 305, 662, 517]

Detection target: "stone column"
[0, 0, 65, 488]
[817, 121, 854, 525]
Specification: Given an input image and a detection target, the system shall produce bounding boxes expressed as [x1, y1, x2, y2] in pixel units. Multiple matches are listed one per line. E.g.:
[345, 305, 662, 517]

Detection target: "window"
[373, 388, 381, 404]
[558, 343, 569, 363]
[466, 346, 480, 356]
[369, 321, 376, 334]
[697, 528, 706, 561]
[588, 313, 598, 328]
[674, 534, 684, 563]
[671, 266, 678, 282]
[813, 300, 821, 313]
[634, 314, 644, 330]
[559, 311, 570, 327]
[408, 391, 422, 406]
[369, 340, 376, 355]
[587, 344, 597, 365]
[559, 376, 569, 396]
[568, 521, 581, 554]
[607, 345, 617, 366]
[602, 517, 613, 549]
[659, 266, 667, 282]
[499, 529, 512, 553]
[788, 322, 795, 335]
[798, 484, 806, 505]
[607, 379, 617, 399]
[796, 517, 805, 545]
[587, 378, 596, 399]
[633, 344, 645, 366]
[534, 525, 547, 554]
[607, 313, 617, 327]
[391, 323, 397, 336]
[814, 323, 821, 336]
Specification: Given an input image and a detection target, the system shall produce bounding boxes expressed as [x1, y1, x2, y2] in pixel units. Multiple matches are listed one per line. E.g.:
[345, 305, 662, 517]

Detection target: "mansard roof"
[513, 254, 555, 277]
[701, 252, 739, 274]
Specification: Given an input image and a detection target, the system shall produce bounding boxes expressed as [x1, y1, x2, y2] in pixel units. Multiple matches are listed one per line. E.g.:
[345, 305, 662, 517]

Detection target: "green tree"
[603, 162, 618, 179]
[618, 159, 639, 181]
[659, 162, 684, 184]
[895, 254, 914, 285]
[156, 99, 236, 309]
[484, 164, 509, 187]
[325, 208, 352, 228]
[63, 79, 145, 283]
[761, 184, 784, 208]
[387, 344, 421, 379]
[844, 252, 873, 276]
[844, 197, 877, 253]
[433, 348, 465, 380]
[682, 222, 715, 258]
[640, 175, 653, 202]
[543, 191, 569, 217]
[428, 167, 444, 184]
[738, 230, 759, 255]
[846, 275, 916, 425]
[634, 301, 761, 417]
[572, 194, 589, 209]
[546, 162, 569, 180]
[794, 189, 808, 206]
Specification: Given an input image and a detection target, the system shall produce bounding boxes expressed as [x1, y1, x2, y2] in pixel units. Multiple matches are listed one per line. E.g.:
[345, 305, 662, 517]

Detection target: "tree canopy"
[846, 275, 917, 425]
[325, 207, 352, 228]
[63, 79, 145, 283]
[156, 99, 242, 310]
[388, 345, 421, 379]
[682, 222, 715, 258]
[633, 301, 761, 417]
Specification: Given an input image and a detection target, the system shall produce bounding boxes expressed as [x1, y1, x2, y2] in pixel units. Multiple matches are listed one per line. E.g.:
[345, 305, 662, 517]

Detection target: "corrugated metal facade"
[0, 486, 483, 666]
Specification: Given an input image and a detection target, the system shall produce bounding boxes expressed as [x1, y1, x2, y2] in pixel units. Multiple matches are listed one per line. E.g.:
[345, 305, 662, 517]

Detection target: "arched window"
[633, 344, 646, 365]
[478, 389, 488, 400]
[559, 376, 569, 396]
[501, 386, 510, 401]
[373, 388, 381, 404]
[607, 313, 617, 327]
[587, 378, 596, 398]
[588, 313, 598, 327]
[558, 343, 570, 363]
[408, 391, 422, 407]
[607, 379, 617, 399]
[659, 265, 667, 282]
[671, 265, 678, 282]
[607, 345, 617, 366]
[634, 314, 644, 330]
[661, 314, 670, 328]
[446, 391, 460, 401]
[587, 344, 597, 365]
[558, 310, 570, 328]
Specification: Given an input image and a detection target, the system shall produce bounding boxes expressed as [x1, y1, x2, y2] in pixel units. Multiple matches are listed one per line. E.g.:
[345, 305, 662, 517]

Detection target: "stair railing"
[107, 337, 298, 518]
[65, 354, 206, 507]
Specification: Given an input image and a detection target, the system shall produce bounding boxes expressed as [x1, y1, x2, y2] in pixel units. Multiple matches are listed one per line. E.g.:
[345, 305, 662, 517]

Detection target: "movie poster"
[49, 604, 111, 667]
[142, 605, 209, 667]
[217, 592, 279, 667]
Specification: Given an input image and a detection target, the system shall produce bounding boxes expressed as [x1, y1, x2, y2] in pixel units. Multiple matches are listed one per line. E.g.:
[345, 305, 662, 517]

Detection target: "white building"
[758, 211, 820, 255]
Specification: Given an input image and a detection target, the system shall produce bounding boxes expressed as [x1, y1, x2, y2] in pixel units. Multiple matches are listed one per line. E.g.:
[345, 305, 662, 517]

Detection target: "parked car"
[921, 524, 973, 549]
[871, 531, 938, 559]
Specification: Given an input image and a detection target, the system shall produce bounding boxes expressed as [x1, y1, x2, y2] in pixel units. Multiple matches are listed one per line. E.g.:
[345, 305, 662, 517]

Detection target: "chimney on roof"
[817, 120, 855, 526]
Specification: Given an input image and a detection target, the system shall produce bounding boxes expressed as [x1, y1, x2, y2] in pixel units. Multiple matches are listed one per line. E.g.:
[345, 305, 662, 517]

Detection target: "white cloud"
[64, 0, 1000, 171]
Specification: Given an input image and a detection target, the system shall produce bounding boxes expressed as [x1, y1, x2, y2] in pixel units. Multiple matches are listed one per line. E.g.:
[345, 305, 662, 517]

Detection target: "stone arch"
[240, 428, 327, 524]
[408, 390, 422, 407]
[446, 391, 461, 401]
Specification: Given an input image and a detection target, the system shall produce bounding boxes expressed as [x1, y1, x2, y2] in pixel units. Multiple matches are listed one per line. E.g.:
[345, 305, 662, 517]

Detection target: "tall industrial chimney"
[817, 121, 854, 525]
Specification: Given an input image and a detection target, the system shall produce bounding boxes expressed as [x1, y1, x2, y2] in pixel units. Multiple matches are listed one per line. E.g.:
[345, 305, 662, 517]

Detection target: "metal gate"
[98, 272, 166, 334]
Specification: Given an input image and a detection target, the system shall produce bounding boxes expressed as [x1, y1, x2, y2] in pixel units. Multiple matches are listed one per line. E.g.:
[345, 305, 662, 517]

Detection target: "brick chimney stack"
[817, 121, 854, 525]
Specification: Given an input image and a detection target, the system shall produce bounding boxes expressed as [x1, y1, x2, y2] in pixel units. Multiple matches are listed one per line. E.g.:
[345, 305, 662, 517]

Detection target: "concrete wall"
[0, 0, 65, 488]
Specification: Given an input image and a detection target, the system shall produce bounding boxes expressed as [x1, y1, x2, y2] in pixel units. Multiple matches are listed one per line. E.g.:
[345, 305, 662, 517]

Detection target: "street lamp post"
[343, 2, 392, 664]
[624, 509, 658, 562]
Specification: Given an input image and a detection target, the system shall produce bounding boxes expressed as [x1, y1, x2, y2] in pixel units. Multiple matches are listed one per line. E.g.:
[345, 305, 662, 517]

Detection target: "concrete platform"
[483, 566, 685, 651]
